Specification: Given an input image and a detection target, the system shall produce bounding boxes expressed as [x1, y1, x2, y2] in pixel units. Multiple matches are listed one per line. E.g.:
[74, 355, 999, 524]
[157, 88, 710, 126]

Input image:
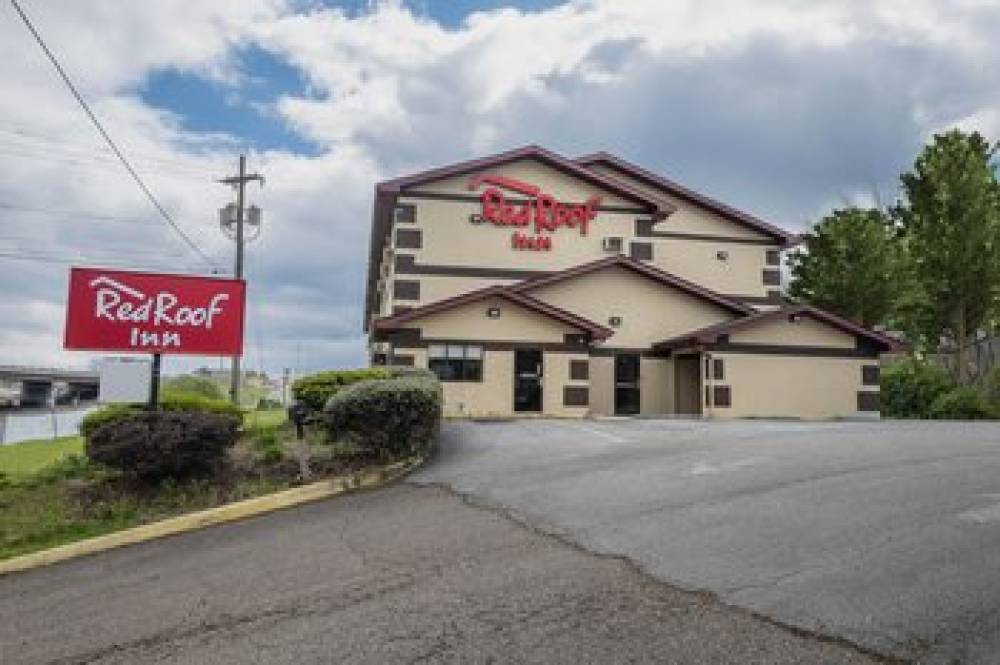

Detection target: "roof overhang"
[372, 284, 614, 342]
[574, 151, 801, 249]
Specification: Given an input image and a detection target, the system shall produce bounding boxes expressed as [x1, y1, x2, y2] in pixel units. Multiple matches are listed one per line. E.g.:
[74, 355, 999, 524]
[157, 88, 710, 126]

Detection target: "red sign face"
[468, 174, 601, 251]
[64, 267, 245, 356]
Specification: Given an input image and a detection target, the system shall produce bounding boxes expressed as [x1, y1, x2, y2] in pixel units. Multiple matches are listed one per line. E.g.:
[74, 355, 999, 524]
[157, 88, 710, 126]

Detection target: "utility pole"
[219, 155, 263, 406]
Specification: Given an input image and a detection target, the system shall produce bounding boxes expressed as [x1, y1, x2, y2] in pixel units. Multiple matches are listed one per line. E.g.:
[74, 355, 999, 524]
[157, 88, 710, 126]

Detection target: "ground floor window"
[428, 344, 483, 382]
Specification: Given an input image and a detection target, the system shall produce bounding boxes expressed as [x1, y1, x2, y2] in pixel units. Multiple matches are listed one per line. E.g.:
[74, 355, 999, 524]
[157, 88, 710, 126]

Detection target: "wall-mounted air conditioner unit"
[602, 236, 623, 253]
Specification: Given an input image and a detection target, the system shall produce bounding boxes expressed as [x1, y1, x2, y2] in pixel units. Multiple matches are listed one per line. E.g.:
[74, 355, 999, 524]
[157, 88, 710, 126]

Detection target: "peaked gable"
[575, 152, 799, 247]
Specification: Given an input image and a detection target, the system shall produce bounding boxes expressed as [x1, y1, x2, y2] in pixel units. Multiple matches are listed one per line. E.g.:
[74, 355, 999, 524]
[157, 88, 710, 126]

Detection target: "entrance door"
[674, 354, 702, 416]
[514, 348, 543, 413]
[614, 354, 641, 415]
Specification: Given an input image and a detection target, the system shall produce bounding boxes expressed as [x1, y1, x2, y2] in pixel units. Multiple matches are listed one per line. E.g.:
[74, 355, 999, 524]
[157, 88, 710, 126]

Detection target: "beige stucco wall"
[415, 296, 578, 343]
[589, 355, 614, 416]
[729, 316, 856, 348]
[706, 353, 878, 420]
[648, 238, 774, 297]
[543, 351, 590, 417]
[640, 357, 673, 414]
[404, 274, 519, 307]
[398, 195, 638, 273]
[528, 265, 738, 348]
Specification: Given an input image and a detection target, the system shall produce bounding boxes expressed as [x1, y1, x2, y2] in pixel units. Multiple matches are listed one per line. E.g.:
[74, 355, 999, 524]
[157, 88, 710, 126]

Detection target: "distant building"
[0, 366, 99, 410]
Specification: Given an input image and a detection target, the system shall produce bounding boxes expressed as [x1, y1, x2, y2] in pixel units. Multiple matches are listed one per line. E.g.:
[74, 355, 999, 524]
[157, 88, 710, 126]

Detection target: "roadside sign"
[64, 267, 245, 356]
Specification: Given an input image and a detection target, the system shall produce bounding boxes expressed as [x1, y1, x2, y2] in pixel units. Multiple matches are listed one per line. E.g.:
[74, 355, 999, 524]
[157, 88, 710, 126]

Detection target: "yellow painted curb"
[0, 455, 423, 577]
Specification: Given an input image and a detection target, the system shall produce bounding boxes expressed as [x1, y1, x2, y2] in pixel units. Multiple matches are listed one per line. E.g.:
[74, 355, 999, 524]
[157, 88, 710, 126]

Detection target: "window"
[393, 280, 420, 301]
[635, 219, 655, 237]
[393, 204, 415, 225]
[862, 365, 880, 385]
[395, 228, 422, 249]
[428, 344, 482, 382]
[713, 385, 732, 407]
[570, 359, 589, 381]
[630, 241, 653, 261]
[713, 358, 725, 380]
[762, 268, 781, 286]
[564, 386, 589, 407]
[766, 249, 781, 266]
[857, 391, 880, 412]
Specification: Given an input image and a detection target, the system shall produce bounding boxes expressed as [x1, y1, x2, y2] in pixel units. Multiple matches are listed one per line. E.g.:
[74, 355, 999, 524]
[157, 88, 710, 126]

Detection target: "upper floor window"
[393, 204, 415, 225]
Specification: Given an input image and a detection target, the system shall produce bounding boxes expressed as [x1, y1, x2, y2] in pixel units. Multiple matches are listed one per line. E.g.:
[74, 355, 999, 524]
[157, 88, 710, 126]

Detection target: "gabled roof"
[377, 144, 675, 216]
[574, 151, 800, 247]
[510, 254, 755, 316]
[653, 304, 904, 352]
[365, 146, 678, 330]
[372, 284, 614, 341]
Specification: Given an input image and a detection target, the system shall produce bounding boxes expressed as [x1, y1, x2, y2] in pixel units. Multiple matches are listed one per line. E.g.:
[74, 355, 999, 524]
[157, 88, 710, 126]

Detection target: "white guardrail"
[0, 406, 96, 445]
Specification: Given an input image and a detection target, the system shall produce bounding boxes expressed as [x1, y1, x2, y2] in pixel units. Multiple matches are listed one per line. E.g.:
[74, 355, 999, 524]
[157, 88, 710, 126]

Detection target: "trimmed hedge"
[292, 368, 391, 412]
[323, 372, 441, 458]
[80, 393, 242, 439]
[85, 411, 239, 482]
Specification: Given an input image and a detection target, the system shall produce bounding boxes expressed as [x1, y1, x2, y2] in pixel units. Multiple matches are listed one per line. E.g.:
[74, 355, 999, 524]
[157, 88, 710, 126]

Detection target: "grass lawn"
[0, 436, 84, 482]
[0, 406, 379, 562]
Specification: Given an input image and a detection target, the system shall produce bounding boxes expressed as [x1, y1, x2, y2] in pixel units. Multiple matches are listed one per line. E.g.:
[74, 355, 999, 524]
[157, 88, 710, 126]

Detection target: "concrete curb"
[0, 455, 424, 577]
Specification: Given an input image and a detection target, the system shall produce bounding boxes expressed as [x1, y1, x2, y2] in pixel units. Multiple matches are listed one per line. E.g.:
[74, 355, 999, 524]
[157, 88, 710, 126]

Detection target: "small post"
[148, 353, 162, 410]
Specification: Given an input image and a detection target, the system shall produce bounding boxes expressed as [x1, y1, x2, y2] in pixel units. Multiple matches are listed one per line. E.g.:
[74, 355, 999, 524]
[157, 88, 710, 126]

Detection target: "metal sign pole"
[148, 353, 162, 410]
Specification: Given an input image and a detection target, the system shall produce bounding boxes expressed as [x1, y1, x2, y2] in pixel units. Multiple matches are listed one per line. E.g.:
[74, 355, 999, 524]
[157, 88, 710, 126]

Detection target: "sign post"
[64, 267, 246, 408]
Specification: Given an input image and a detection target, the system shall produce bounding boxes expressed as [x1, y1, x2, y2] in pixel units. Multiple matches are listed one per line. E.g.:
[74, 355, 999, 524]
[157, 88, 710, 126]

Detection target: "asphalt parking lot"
[413, 418, 1000, 664]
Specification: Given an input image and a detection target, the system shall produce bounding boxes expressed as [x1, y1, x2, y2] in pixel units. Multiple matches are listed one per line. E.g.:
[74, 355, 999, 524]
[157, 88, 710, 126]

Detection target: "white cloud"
[0, 0, 998, 375]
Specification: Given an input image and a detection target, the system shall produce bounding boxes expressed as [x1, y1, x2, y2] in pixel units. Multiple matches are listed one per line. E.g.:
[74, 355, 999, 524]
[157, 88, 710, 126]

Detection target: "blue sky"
[136, 1, 563, 155]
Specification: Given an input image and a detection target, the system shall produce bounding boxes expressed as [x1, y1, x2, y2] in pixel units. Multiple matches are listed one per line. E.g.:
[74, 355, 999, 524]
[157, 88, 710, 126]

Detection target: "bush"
[81, 394, 242, 440]
[323, 374, 441, 459]
[292, 368, 391, 413]
[881, 359, 955, 418]
[928, 386, 999, 420]
[85, 411, 239, 483]
[162, 375, 225, 400]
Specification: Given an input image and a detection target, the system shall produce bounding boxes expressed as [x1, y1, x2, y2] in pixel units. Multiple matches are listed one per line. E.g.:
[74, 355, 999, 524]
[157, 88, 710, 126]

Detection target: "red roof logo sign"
[64, 267, 246, 356]
[468, 174, 601, 251]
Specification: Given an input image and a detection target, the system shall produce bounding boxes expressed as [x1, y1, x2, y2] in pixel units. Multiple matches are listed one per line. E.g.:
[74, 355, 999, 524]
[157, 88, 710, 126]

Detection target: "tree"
[896, 129, 1000, 383]
[787, 207, 902, 328]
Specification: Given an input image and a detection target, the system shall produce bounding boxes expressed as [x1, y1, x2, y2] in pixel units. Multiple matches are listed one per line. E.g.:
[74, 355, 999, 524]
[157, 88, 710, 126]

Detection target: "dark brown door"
[615, 354, 641, 415]
[674, 355, 702, 416]
[514, 348, 543, 412]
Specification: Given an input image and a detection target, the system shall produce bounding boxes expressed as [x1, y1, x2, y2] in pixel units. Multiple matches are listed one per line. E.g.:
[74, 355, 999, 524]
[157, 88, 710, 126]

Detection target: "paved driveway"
[412, 418, 1000, 664]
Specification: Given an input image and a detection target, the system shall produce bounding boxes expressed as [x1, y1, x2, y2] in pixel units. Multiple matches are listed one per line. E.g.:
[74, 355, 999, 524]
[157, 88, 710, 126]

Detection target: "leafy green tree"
[787, 207, 902, 327]
[896, 130, 1000, 383]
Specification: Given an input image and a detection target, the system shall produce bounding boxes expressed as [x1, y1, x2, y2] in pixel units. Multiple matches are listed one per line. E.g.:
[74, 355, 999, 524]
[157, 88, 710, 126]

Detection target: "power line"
[0, 201, 162, 225]
[9, 0, 219, 271]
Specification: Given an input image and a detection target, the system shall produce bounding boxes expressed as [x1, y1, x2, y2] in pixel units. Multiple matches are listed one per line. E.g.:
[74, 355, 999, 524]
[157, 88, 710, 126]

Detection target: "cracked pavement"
[412, 419, 1000, 664]
[2, 479, 881, 663]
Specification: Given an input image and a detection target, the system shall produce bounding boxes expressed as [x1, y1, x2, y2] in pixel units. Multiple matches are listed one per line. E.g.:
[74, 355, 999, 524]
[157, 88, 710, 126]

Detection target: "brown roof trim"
[372, 284, 614, 341]
[377, 145, 675, 217]
[510, 254, 755, 316]
[653, 304, 905, 353]
[574, 151, 801, 248]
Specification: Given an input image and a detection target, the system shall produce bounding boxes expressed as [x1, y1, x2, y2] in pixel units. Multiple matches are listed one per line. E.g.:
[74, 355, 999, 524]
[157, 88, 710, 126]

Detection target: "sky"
[1, 0, 999, 377]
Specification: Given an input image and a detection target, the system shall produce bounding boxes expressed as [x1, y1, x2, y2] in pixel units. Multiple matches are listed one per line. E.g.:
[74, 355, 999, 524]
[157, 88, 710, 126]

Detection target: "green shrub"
[323, 374, 441, 459]
[880, 358, 955, 418]
[85, 411, 239, 483]
[81, 394, 242, 440]
[162, 375, 225, 400]
[159, 391, 243, 420]
[292, 368, 391, 413]
[928, 386, 999, 420]
[979, 367, 1000, 405]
